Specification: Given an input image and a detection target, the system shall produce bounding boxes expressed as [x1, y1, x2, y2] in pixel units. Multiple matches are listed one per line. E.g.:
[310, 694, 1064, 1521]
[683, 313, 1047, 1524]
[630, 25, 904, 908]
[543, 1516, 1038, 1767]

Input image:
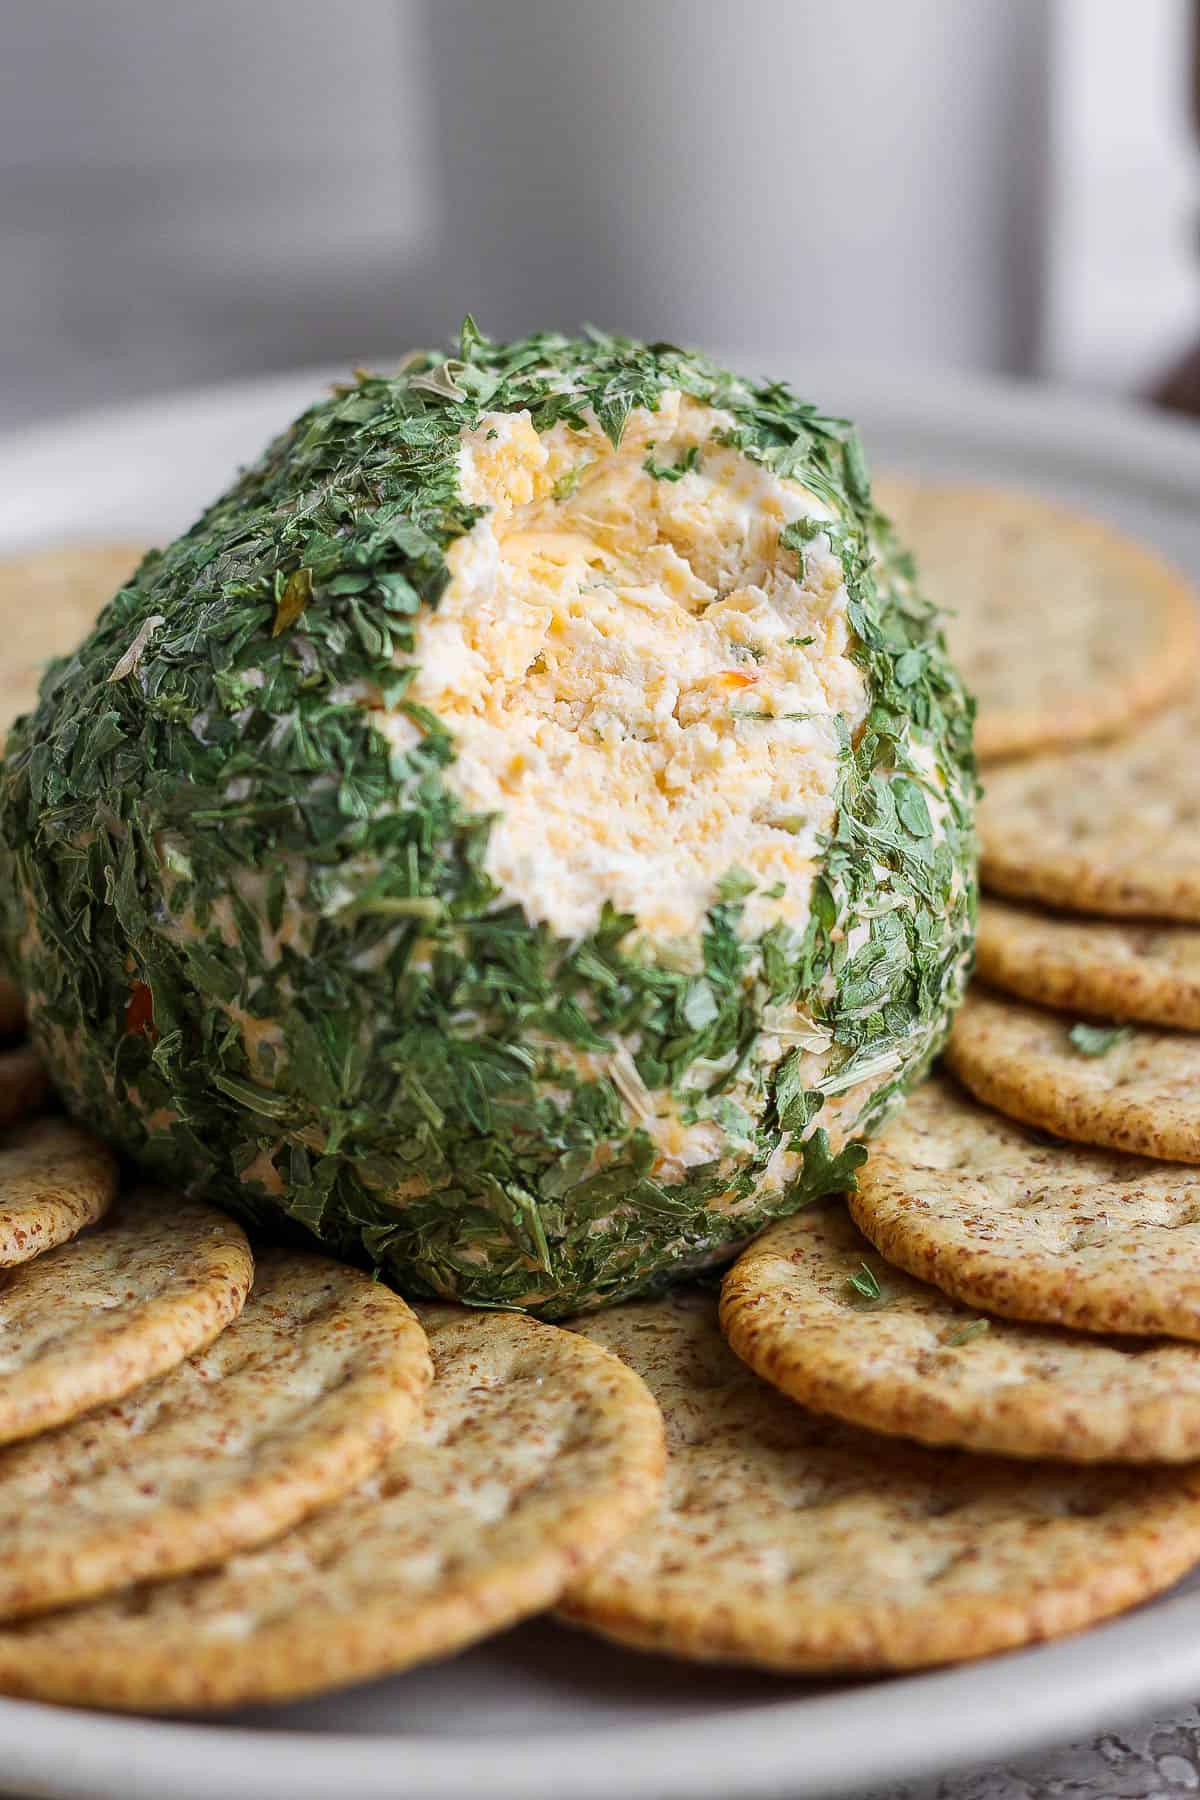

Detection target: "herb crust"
[0, 325, 977, 1315]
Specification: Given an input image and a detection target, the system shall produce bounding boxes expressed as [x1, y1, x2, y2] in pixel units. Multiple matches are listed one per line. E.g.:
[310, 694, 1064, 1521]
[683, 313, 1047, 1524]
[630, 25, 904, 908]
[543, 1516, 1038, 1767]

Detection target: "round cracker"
[976, 898, 1200, 1029]
[0, 544, 149, 746]
[0, 1304, 664, 1710]
[0, 1186, 252, 1445]
[946, 986, 1200, 1162]
[875, 477, 1200, 761]
[0, 1114, 118, 1265]
[978, 690, 1200, 920]
[849, 1075, 1200, 1339]
[0, 1250, 431, 1621]
[722, 1201, 1200, 1461]
[558, 1291, 1200, 1671]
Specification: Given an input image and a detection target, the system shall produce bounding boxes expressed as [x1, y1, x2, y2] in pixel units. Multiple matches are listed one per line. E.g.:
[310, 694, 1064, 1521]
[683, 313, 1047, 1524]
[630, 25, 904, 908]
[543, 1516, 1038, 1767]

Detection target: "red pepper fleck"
[124, 981, 157, 1043]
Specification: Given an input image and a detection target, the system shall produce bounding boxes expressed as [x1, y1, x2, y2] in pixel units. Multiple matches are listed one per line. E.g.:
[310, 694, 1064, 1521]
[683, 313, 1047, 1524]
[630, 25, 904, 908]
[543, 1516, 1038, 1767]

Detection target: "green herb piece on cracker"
[1067, 1021, 1131, 1057]
[559, 1290, 1200, 1671]
[0, 1251, 431, 1621]
[723, 1201, 1200, 1461]
[843, 1260, 883, 1304]
[941, 1318, 990, 1347]
[0, 1305, 662, 1710]
[946, 987, 1200, 1162]
[0, 1187, 252, 1445]
[850, 1075, 1200, 1339]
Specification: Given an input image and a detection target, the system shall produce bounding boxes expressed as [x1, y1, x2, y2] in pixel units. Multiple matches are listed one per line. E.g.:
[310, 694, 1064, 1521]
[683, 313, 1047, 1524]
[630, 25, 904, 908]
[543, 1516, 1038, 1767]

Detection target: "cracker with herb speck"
[0, 1305, 663, 1709]
[0, 1251, 430, 1621]
[977, 899, 1200, 1029]
[558, 1290, 1200, 1671]
[946, 987, 1200, 1162]
[0, 1187, 252, 1446]
[875, 478, 1199, 761]
[851, 1075, 1200, 1338]
[723, 1201, 1200, 1461]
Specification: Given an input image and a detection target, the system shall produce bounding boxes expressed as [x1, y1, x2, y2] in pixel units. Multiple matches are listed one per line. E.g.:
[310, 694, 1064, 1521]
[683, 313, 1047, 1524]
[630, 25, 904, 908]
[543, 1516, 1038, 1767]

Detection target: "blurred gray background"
[1, 0, 1197, 424]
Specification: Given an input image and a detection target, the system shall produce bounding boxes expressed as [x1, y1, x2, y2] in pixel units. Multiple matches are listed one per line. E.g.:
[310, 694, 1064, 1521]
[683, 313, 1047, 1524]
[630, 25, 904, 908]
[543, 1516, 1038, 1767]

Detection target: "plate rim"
[4, 1585, 1200, 1800]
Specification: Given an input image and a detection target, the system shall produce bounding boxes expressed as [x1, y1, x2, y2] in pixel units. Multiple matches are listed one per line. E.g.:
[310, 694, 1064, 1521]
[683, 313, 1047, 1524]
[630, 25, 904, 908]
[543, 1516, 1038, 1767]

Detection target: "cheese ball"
[0, 327, 976, 1314]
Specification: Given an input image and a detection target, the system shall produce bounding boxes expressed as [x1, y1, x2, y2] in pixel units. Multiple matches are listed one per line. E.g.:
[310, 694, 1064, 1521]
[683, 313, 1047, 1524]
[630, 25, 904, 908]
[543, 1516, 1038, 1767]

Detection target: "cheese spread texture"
[0, 326, 977, 1315]
[401, 396, 866, 944]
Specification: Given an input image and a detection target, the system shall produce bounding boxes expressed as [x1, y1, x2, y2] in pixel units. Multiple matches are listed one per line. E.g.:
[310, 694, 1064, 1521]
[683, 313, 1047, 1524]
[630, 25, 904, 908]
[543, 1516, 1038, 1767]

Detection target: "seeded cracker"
[946, 987, 1200, 1162]
[722, 1202, 1200, 1461]
[978, 689, 1200, 920]
[558, 1291, 1200, 1670]
[0, 1115, 117, 1265]
[0, 1187, 252, 1445]
[976, 898, 1200, 1029]
[875, 478, 1199, 760]
[0, 1305, 663, 1709]
[0, 1251, 430, 1619]
[850, 1075, 1200, 1338]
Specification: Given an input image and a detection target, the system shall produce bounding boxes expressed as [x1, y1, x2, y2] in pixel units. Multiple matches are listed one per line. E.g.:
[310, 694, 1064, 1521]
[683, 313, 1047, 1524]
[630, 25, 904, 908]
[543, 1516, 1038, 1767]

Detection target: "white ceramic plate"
[1, 362, 1199, 1800]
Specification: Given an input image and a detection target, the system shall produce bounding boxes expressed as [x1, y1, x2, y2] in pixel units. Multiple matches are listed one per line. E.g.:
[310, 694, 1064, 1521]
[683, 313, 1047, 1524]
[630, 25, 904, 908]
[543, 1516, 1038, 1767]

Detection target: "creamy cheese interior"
[390, 391, 868, 942]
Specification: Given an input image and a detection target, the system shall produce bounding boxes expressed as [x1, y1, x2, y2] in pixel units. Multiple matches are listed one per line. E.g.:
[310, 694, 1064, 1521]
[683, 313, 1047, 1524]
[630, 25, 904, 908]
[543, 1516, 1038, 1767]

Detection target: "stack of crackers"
[4, 490, 1200, 1714]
